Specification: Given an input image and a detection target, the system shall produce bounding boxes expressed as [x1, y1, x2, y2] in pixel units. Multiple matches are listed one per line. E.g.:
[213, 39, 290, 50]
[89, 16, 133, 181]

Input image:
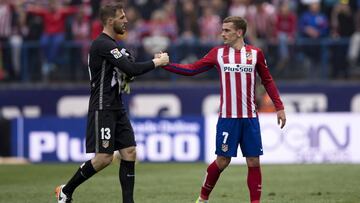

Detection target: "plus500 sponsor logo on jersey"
[132, 119, 204, 162]
[223, 64, 254, 73]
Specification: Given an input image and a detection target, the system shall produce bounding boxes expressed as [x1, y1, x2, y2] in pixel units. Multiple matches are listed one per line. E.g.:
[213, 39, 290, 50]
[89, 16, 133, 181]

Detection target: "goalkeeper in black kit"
[55, 2, 169, 203]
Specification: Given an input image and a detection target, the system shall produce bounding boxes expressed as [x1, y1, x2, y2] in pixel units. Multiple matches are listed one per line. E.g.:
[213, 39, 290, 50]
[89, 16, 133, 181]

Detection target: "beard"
[113, 23, 125, 35]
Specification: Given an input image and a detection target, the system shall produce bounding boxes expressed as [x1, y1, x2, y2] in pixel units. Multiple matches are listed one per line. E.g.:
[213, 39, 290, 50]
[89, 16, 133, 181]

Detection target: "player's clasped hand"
[154, 52, 162, 59]
[153, 52, 169, 67]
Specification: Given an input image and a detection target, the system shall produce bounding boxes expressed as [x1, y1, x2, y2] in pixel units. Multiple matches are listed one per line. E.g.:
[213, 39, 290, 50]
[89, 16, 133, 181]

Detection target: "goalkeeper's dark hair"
[99, 2, 124, 26]
[223, 16, 247, 37]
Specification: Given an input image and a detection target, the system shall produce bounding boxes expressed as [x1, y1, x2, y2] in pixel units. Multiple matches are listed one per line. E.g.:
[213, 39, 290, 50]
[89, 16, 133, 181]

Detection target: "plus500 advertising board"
[11, 117, 205, 163]
[11, 114, 360, 163]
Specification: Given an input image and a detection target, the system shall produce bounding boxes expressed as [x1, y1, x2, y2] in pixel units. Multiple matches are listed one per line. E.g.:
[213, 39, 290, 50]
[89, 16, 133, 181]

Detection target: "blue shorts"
[215, 118, 263, 157]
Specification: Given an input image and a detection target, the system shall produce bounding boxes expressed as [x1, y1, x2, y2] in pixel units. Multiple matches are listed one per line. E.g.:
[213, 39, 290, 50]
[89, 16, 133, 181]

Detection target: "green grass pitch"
[0, 163, 359, 203]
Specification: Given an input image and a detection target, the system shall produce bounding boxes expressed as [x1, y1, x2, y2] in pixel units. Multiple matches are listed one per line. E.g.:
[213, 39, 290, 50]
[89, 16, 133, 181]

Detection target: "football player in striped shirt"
[162, 16, 286, 203]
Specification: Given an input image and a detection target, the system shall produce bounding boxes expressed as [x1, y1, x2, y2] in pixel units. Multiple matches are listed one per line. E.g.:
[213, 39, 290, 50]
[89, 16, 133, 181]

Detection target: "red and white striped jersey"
[163, 44, 284, 118]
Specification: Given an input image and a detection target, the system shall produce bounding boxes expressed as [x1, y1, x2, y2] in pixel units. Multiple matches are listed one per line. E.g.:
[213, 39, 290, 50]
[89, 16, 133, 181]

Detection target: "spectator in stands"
[19, 1, 44, 81]
[129, 0, 164, 20]
[322, 0, 340, 18]
[330, 0, 354, 79]
[2, 0, 360, 82]
[122, 6, 142, 47]
[211, 0, 229, 20]
[274, 0, 297, 76]
[90, 0, 101, 20]
[141, 8, 177, 56]
[246, 0, 276, 50]
[229, 0, 249, 18]
[174, 0, 200, 62]
[198, 6, 222, 44]
[0, 0, 15, 80]
[69, 6, 90, 80]
[176, 0, 199, 41]
[348, 0, 360, 75]
[331, 0, 354, 41]
[299, 1, 328, 39]
[89, 0, 104, 41]
[298, 1, 329, 78]
[71, 6, 90, 62]
[26, 0, 77, 80]
[90, 18, 102, 40]
[9, 0, 24, 81]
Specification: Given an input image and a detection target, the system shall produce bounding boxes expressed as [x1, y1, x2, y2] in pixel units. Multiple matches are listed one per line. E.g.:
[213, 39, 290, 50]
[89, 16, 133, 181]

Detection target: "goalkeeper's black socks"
[62, 160, 97, 196]
[119, 160, 135, 203]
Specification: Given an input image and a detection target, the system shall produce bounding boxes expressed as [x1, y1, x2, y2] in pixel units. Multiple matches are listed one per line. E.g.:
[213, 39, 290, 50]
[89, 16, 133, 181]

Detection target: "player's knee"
[94, 154, 113, 168]
[216, 156, 231, 170]
[103, 155, 114, 166]
[119, 146, 136, 161]
[246, 157, 260, 167]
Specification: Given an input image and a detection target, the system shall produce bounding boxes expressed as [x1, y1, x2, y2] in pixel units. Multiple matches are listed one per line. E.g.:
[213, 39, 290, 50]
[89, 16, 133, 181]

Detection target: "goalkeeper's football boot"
[195, 197, 209, 203]
[55, 184, 72, 203]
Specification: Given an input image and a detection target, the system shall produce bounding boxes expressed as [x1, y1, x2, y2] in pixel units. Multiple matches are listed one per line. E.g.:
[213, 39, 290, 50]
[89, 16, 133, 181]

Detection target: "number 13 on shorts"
[101, 127, 111, 140]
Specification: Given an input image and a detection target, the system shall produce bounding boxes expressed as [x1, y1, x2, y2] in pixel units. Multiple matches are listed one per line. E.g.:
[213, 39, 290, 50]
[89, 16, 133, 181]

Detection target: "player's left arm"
[256, 49, 286, 128]
[161, 48, 218, 76]
[100, 41, 155, 77]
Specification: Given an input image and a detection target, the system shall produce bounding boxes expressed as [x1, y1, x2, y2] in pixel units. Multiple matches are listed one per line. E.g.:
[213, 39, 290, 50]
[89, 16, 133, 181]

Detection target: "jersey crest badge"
[246, 51, 252, 61]
[102, 140, 109, 148]
[110, 48, 122, 59]
[221, 144, 228, 152]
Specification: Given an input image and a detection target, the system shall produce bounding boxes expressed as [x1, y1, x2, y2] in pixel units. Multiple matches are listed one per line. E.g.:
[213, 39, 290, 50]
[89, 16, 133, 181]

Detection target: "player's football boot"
[55, 184, 72, 203]
[195, 197, 209, 203]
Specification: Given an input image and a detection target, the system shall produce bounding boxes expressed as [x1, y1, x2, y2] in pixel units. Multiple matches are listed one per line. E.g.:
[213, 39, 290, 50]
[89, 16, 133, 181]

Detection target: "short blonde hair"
[223, 16, 247, 36]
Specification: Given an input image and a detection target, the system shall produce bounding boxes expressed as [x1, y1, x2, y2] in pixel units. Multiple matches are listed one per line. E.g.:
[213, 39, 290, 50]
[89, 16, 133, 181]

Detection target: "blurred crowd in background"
[1, 0, 360, 83]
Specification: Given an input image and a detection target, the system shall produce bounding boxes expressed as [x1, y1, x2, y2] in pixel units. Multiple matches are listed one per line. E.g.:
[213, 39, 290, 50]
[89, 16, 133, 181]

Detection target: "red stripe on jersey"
[235, 49, 242, 117]
[225, 72, 231, 117]
[223, 47, 232, 117]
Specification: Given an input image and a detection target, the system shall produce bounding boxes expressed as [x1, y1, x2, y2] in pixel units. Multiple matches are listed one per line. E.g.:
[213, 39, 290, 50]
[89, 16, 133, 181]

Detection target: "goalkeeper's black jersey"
[88, 33, 155, 111]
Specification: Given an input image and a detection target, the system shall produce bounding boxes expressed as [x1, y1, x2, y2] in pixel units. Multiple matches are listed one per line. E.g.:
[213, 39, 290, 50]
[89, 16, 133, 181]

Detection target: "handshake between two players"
[152, 52, 170, 68]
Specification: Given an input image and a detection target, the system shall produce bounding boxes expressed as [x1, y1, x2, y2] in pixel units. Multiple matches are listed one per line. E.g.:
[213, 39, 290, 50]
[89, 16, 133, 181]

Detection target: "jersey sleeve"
[256, 49, 284, 111]
[99, 40, 155, 77]
[162, 48, 218, 76]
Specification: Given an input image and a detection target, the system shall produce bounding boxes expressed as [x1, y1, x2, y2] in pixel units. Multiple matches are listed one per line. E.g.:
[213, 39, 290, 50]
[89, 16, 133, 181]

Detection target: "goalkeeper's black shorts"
[85, 109, 136, 154]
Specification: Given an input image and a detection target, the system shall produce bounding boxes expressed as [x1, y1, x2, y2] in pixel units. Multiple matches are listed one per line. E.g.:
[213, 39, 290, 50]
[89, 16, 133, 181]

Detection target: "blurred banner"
[132, 117, 205, 162]
[11, 117, 205, 163]
[11, 114, 360, 164]
[1, 84, 360, 120]
[206, 114, 360, 164]
[11, 117, 92, 162]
